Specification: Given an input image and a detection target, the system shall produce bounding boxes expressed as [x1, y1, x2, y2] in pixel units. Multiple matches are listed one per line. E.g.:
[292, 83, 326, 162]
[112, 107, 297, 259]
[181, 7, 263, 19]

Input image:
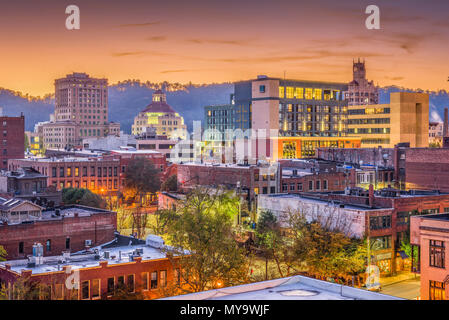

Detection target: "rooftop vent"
[277, 289, 319, 297]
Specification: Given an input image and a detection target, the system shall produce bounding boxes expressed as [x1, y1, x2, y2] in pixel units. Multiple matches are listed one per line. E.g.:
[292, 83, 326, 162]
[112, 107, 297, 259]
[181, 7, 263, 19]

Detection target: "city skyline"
[0, 0, 449, 96]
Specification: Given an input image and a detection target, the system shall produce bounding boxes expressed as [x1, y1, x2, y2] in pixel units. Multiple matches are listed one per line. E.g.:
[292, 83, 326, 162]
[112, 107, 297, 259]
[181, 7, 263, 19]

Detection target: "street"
[380, 278, 421, 300]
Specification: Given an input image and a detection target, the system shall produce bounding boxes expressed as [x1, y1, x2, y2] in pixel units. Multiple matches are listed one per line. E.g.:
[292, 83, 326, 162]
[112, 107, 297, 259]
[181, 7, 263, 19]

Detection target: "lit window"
[279, 86, 285, 98]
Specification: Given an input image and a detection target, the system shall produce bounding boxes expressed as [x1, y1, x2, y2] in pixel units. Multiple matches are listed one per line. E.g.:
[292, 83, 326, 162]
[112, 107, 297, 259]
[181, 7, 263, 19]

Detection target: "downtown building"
[0, 234, 183, 300]
[131, 90, 186, 140]
[259, 186, 449, 275]
[0, 202, 116, 260]
[345, 59, 379, 106]
[0, 112, 25, 170]
[347, 92, 429, 148]
[38, 73, 120, 150]
[204, 75, 361, 163]
[410, 213, 449, 300]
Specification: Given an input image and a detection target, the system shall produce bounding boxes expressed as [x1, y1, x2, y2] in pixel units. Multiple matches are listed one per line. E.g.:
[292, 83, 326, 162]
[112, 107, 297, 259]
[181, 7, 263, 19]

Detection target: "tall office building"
[346, 59, 379, 106]
[248, 76, 360, 160]
[347, 92, 429, 148]
[40, 73, 120, 150]
[204, 76, 361, 163]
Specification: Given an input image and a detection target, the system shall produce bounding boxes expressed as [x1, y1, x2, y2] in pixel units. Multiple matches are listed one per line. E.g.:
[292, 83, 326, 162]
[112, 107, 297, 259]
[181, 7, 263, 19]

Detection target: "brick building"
[177, 162, 280, 209]
[308, 187, 449, 274]
[8, 156, 121, 194]
[410, 213, 449, 300]
[0, 114, 25, 170]
[395, 147, 449, 193]
[0, 235, 182, 300]
[0, 204, 116, 260]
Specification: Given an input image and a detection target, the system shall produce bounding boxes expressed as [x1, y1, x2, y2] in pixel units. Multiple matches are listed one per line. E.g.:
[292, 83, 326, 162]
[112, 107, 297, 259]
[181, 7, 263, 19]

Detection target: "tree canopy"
[162, 188, 248, 294]
[124, 157, 161, 197]
[62, 188, 107, 209]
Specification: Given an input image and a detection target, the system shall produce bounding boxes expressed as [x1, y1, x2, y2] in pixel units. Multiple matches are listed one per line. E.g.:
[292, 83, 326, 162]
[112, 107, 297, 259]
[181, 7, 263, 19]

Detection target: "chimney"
[368, 184, 374, 207]
[444, 108, 449, 138]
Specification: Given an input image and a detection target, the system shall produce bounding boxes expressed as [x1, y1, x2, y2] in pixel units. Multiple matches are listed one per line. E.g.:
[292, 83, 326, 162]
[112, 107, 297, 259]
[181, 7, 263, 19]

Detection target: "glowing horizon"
[1, 0, 448, 96]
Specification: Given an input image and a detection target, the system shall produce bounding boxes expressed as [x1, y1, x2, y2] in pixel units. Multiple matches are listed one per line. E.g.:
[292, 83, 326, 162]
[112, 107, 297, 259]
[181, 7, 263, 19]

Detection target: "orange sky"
[0, 0, 448, 96]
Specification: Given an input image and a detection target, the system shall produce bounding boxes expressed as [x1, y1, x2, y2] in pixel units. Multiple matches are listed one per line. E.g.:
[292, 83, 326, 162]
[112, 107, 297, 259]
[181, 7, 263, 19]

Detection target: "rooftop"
[163, 275, 402, 300]
[260, 193, 390, 211]
[0, 234, 171, 275]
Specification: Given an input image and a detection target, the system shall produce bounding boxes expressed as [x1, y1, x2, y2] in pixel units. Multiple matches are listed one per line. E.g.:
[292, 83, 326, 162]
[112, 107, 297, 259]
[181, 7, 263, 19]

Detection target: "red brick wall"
[0, 256, 181, 300]
[0, 116, 25, 170]
[404, 148, 449, 192]
[0, 211, 116, 260]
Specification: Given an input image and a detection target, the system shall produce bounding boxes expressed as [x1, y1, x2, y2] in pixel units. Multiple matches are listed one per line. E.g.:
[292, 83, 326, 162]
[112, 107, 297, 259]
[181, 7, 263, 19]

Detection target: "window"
[175, 268, 181, 285]
[142, 272, 149, 291]
[369, 216, 392, 230]
[127, 274, 135, 292]
[46, 239, 51, 252]
[117, 275, 125, 289]
[397, 211, 410, 225]
[259, 85, 266, 93]
[160, 270, 167, 287]
[371, 236, 391, 249]
[74, 167, 79, 177]
[65, 237, 70, 250]
[107, 278, 115, 296]
[289, 184, 295, 191]
[91, 279, 100, 299]
[308, 180, 313, 191]
[430, 281, 445, 300]
[297, 183, 303, 191]
[81, 280, 90, 300]
[282, 184, 287, 192]
[19, 242, 24, 254]
[430, 240, 445, 268]
[151, 271, 158, 289]
[323, 180, 328, 190]
[279, 86, 285, 98]
[59, 167, 64, 177]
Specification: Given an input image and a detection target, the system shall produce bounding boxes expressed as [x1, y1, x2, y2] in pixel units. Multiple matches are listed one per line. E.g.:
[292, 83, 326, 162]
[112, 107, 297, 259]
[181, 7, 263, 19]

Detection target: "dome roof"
[141, 90, 177, 113]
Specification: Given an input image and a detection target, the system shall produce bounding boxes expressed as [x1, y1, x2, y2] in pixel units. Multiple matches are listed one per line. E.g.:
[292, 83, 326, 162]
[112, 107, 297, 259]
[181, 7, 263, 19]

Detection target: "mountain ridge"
[0, 81, 447, 133]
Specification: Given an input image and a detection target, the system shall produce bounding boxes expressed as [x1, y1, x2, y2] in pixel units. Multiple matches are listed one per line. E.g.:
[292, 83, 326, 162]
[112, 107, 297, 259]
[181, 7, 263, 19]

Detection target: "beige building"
[131, 90, 186, 140]
[38, 73, 120, 150]
[348, 92, 429, 148]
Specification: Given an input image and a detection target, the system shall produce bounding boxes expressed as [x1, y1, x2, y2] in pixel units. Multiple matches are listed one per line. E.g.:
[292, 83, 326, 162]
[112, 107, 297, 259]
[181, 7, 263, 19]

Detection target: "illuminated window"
[294, 87, 304, 99]
[313, 88, 322, 100]
[305, 88, 313, 100]
[286, 87, 294, 99]
[279, 86, 285, 98]
[92, 279, 100, 299]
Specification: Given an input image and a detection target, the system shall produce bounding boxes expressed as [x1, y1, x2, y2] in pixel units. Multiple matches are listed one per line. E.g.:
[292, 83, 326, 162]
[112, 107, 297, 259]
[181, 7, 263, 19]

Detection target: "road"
[379, 278, 421, 300]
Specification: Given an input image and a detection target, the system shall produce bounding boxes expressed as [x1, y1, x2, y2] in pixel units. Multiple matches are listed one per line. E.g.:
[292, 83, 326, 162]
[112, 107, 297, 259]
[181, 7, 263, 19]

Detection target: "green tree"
[164, 187, 249, 294]
[256, 210, 286, 279]
[161, 175, 178, 192]
[0, 277, 46, 300]
[124, 157, 161, 200]
[62, 188, 107, 209]
[287, 210, 367, 282]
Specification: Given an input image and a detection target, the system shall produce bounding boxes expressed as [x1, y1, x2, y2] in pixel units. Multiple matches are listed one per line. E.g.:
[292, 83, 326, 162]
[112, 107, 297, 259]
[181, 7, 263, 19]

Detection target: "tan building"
[131, 90, 186, 140]
[39, 73, 120, 150]
[348, 92, 429, 148]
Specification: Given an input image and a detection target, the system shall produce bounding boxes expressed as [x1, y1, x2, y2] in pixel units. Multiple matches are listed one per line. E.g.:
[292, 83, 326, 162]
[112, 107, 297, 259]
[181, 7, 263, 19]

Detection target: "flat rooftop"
[260, 193, 392, 211]
[416, 213, 449, 221]
[14, 156, 118, 163]
[0, 235, 170, 275]
[163, 275, 402, 300]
